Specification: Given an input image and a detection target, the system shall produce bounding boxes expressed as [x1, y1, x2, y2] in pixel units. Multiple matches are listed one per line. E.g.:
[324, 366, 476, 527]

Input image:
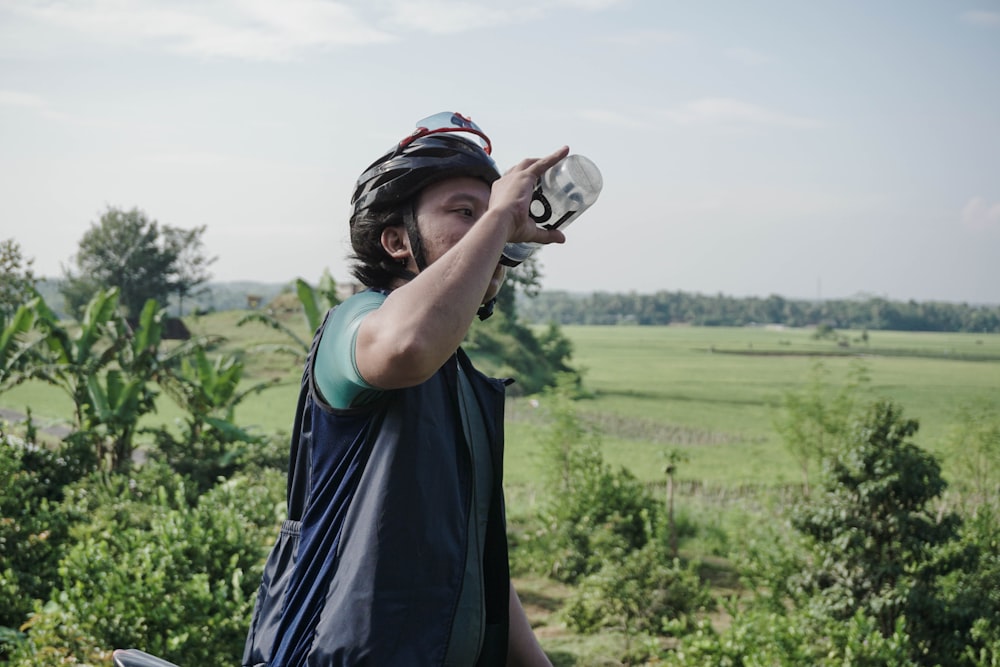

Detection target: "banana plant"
[236, 274, 341, 362]
[154, 345, 279, 490]
[0, 297, 41, 391]
[31, 289, 164, 471]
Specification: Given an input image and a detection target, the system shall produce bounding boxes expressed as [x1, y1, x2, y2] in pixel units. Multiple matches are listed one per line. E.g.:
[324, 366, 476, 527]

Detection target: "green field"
[530, 325, 1000, 490]
[2, 316, 998, 494]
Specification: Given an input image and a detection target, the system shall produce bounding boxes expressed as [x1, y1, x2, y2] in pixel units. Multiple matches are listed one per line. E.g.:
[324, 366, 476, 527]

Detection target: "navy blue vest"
[242, 314, 510, 666]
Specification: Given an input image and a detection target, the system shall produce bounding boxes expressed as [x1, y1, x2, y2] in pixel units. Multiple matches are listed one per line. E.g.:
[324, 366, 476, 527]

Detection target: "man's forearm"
[506, 583, 552, 667]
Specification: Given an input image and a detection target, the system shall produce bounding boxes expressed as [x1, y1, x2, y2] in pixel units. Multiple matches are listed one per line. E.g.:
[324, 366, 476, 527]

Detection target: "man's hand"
[489, 146, 570, 246]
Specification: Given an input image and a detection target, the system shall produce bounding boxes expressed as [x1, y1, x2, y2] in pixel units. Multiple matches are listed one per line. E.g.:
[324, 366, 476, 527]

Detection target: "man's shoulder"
[340, 288, 389, 311]
[326, 289, 388, 328]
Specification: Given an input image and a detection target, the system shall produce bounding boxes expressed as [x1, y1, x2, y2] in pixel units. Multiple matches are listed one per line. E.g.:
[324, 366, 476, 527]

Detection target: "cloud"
[723, 47, 773, 66]
[378, 0, 624, 34]
[1, 0, 626, 56]
[961, 196, 1000, 231]
[0, 88, 82, 123]
[579, 99, 824, 132]
[577, 108, 651, 129]
[662, 98, 824, 129]
[2, 0, 394, 61]
[600, 28, 690, 47]
[0, 89, 46, 109]
[382, 0, 541, 34]
[959, 10, 1000, 27]
[554, 0, 625, 9]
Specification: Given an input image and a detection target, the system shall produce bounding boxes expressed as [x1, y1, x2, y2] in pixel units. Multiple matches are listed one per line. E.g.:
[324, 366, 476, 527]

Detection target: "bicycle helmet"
[348, 131, 501, 290]
[351, 133, 501, 218]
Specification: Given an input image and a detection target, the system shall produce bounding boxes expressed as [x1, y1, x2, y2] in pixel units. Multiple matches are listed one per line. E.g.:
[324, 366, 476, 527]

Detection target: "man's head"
[348, 113, 501, 289]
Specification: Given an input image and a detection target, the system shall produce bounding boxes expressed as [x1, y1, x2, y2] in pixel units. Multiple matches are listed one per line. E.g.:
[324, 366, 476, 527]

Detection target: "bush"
[6, 465, 285, 666]
[563, 541, 713, 663]
[511, 378, 661, 583]
[0, 431, 94, 639]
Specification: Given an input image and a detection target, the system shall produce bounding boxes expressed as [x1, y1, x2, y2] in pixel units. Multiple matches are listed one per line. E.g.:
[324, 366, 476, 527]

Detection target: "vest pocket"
[241, 519, 302, 667]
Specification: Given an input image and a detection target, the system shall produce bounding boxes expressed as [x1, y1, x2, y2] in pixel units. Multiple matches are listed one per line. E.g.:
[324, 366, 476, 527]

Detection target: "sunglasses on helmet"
[398, 111, 492, 155]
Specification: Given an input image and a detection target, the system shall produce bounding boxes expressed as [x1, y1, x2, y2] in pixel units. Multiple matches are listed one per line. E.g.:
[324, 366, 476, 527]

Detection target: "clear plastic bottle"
[500, 154, 603, 267]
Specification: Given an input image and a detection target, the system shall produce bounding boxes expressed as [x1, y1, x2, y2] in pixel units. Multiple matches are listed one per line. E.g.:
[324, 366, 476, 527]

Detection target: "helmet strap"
[403, 203, 429, 272]
[477, 297, 496, 320]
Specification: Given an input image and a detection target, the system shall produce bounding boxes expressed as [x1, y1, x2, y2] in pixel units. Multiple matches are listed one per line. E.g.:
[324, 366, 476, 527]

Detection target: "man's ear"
[380, 225, 411, 263]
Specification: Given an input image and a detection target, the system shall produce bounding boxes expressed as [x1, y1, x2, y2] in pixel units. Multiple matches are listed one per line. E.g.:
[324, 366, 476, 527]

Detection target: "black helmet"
[350, 132, 501, 219]
[347, 113, 502, 292]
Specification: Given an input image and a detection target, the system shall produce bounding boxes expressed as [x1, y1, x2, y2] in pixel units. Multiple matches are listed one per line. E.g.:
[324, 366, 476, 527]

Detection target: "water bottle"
[500, 154, 603, 267]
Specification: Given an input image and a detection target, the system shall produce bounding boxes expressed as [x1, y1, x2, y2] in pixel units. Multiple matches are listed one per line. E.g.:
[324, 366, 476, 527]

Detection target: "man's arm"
[355, 147, 569, 390]
[507, 583, 552, 667]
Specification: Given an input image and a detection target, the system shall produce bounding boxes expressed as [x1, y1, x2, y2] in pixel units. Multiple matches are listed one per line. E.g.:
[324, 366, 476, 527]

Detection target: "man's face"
[412, 176, 507, 302]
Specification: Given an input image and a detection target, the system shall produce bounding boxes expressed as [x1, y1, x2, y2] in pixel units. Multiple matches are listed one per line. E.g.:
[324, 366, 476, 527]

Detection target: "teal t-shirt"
[314, 290, 387, 409]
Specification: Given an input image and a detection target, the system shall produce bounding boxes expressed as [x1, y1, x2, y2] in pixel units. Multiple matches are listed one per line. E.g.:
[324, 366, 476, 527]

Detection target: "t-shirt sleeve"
[313, 290, 387, 409]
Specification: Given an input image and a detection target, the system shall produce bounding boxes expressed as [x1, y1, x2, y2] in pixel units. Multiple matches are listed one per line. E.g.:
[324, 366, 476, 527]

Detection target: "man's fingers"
[525, 146, 570, 179]
[506, 146, 570, 177]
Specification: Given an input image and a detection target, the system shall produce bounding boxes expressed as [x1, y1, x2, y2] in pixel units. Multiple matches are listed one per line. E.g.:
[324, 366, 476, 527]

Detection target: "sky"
[1, 1, 998, 305]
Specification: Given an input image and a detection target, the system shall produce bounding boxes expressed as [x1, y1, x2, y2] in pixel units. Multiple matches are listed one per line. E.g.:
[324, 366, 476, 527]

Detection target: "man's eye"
[456, 207, 474, 217]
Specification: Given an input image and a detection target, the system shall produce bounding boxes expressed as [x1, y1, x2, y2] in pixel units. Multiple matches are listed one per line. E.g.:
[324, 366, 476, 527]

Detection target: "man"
[242, 112, 568, 666]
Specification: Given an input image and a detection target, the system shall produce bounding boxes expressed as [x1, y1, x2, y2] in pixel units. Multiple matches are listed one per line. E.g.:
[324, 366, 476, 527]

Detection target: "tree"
[61, 206, 212, 318]
[31, 290, 164, 471]
[774, 361, 870, 496]
[0, 238, 37, 320]
[792, 400, 974, 665]
[494, 255, 543, 323]
[165, 225, 217, 316]
[465, 256, 579, 394]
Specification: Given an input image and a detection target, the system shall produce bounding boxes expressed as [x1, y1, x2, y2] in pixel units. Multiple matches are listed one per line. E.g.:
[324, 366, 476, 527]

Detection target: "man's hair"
[348, 206, 413, 289]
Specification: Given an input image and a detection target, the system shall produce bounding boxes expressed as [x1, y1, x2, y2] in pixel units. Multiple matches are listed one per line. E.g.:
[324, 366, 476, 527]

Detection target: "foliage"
[61, 206, 213, 318]
[5, 465, 285, 666]
[774, 360, 870, 495]
[152, 346, 281, 492]
[494, 255, 543, 322]
[0, 431, 94, 646]
[948, 507, 1000, 667]
[458, 258, 581, 395]
[465, 307, 579, 395]
[236, 273, 342, 364]
[28, 291, 162, 472]
[660, 401, 998, 666]
[0, 300, 41, 392]
[166, 224, 217, 317]
[792, 402, 963, 636]
[563, 543, 712, 662]
[513, 378, 660, 583]
[299, 270, 342, 332]
[0, 239, 37, 321]
[948, 401, 1000, 508]
[762, 400, 986, 666]
[665, 607, 917, 667]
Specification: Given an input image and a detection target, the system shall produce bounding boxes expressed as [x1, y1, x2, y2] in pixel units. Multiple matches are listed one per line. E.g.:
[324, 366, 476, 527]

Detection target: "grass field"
[2, 315, 998, 493]
[537, 325, 1000, 489]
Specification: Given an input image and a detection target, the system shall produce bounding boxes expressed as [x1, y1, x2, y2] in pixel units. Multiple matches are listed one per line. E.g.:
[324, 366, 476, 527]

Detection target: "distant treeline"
[36, 278, 289, 319]
[518, 290, 1000, 333]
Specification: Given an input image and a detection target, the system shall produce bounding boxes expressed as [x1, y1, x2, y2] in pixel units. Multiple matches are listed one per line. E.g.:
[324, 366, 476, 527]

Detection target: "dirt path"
[0, 407, 73, 439]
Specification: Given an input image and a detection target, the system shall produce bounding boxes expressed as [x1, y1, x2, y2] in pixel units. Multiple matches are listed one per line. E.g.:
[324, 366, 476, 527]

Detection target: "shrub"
[563, 541, 713, 663]
[6, 465, 285, 666]
[513, 378, 661, 583]
[0, 431, 93, 640]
